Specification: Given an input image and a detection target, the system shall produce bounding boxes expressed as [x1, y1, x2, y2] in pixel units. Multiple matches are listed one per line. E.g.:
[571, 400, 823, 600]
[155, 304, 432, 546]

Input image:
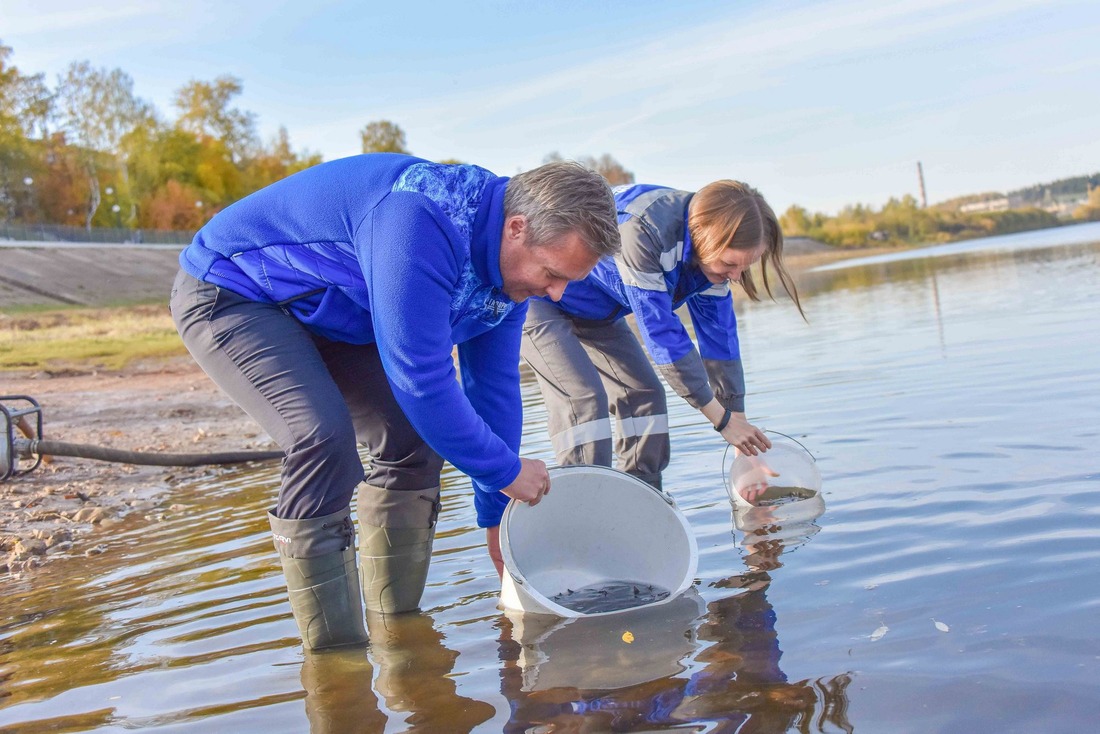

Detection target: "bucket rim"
[500, 465, 699, 618]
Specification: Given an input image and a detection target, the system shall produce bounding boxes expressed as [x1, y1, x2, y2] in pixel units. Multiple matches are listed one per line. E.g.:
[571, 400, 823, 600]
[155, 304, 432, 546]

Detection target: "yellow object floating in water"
[622, 631, 634, 644]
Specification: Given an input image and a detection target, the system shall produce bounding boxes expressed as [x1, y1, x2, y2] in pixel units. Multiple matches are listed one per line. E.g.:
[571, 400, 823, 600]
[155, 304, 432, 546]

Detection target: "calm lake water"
[3, 222, 1100, 733]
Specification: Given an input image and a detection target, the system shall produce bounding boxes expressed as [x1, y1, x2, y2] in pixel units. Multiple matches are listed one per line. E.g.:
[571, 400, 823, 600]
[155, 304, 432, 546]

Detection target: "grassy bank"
[0, 305, 186, 372]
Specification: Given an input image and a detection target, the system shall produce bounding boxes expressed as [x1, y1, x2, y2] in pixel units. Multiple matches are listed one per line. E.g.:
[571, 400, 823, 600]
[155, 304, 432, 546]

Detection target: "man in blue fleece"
[170, 153, 620, 650]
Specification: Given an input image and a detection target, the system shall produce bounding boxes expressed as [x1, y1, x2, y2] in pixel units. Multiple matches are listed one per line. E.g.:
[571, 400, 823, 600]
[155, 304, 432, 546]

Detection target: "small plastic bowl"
[728, 439, 822, 509]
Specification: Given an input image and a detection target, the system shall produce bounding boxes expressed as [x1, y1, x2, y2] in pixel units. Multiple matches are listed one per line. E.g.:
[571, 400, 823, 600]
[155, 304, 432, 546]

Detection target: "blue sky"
[4, 0, 1098, 214]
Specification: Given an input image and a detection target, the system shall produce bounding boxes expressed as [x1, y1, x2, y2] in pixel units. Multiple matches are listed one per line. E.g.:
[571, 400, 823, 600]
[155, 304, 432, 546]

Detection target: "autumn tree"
[143, 179, 208, 231]
[0, 41, 53, 222]
[360, 120, 409, 154]
[167, 75, 270, 218]
[245, 126, 322, 192]
[173, 75, 258, 164]
[582, 154, 634, 186]
[1073, 187, 1100, 222]
[0, 42, 30, 221]
[54, 60, 149, 229]
[543, 151, 634, 185]
[31, 133, 92, 226]
[780, 205, 813, 237]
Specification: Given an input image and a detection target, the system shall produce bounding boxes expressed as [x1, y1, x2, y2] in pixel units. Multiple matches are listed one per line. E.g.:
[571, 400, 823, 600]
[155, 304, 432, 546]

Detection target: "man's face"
[499, 215, 600, 302]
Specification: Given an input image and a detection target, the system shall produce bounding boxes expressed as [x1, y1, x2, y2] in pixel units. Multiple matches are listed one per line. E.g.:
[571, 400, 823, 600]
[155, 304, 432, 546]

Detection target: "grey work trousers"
[520, 299, 669, 486]
[169, 270, 443, 520]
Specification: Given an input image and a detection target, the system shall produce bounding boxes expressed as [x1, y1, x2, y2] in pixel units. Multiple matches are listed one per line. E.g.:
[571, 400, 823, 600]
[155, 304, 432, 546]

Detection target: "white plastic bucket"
[499, 466, 698, 618]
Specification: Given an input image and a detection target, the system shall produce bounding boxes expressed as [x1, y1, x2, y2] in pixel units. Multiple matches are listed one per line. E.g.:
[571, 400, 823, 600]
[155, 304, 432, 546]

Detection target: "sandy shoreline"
[1, 358, 273, 575]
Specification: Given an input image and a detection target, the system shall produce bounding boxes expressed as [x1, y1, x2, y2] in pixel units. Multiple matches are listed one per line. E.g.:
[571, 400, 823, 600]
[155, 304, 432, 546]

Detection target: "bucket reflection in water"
[500, 466, 698, 617]
[499, 587, 854, 731]
[502, 589, 706, 692]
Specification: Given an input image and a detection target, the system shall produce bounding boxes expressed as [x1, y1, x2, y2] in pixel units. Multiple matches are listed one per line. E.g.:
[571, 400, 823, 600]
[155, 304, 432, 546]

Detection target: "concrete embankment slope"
[0, 242, 184, 309]
[0, 237, 836, 310]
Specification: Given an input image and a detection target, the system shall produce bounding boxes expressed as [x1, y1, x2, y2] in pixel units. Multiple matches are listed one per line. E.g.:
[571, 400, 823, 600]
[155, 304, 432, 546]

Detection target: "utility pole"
[917, 162, 928, 208]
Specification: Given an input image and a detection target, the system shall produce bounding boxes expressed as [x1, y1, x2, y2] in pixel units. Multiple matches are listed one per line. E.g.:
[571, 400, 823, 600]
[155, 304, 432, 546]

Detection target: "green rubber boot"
[269, 507, 369, 650]
[356, 484, 441, 614]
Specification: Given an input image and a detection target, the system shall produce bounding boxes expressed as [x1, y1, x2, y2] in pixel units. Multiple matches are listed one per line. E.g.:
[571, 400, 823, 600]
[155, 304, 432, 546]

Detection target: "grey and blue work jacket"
[551, 185, 746, 413]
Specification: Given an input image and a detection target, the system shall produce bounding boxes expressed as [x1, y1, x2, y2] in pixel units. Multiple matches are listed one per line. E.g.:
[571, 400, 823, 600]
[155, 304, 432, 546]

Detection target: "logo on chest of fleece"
[451, 265, 513, 326]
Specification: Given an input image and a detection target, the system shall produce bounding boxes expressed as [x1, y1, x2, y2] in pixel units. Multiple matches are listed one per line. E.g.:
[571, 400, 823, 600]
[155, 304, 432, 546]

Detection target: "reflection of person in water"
[675, 588, 853, 733]
[300, 612, 494, 733]
[300, 648, 385, 733]
[367, 612, 495, 731]
[731, 474, 825, 582]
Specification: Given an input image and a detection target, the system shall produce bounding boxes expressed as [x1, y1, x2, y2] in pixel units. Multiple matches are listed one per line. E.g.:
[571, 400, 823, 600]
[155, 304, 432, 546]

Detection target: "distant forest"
[2, 40, 1097, 247]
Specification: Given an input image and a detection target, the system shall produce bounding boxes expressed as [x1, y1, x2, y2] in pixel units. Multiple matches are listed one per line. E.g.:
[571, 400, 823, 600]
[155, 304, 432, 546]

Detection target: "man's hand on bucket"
[491, 458, 551, 579]
[502, 457, 551, 506]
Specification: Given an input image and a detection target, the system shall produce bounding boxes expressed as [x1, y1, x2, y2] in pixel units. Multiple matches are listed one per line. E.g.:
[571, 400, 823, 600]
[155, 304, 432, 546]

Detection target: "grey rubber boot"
[356, 484, 441, 614]
[269, 507, 369, 650]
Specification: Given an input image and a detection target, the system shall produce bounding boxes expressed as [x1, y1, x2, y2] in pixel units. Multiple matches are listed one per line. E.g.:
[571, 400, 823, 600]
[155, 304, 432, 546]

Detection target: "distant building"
[959, 197, 1010, 214]
[957, 192, 1085, 219]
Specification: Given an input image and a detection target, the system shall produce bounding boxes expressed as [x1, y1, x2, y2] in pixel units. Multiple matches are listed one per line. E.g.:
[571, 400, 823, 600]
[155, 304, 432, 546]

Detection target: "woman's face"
[698, 242, 765, 285]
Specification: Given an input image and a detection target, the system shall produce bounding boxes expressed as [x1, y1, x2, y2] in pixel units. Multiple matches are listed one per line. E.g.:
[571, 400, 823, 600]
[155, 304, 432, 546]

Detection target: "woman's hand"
[720, 412, 771, 457]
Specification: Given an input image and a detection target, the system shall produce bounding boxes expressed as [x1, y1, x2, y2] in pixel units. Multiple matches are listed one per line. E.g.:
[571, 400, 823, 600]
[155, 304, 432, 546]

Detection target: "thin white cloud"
[387, 0, 1054, 128]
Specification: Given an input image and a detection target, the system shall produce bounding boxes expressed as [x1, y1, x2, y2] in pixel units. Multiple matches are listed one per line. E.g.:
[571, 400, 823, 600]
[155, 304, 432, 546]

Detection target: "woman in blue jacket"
[521, 180, 803, 491]
[171, 154, 619, 650]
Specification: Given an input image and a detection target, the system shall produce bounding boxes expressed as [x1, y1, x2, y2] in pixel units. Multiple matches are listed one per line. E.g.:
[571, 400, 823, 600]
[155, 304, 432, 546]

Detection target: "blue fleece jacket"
[180, 153, 521, 526]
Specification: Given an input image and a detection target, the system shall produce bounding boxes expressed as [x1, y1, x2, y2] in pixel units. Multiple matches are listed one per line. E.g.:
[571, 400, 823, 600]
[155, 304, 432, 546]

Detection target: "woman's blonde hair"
[688, 180, 804, 318]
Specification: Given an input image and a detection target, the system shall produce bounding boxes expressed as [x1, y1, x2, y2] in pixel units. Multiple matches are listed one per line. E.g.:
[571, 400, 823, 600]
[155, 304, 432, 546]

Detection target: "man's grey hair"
[504, 161, 621, 256]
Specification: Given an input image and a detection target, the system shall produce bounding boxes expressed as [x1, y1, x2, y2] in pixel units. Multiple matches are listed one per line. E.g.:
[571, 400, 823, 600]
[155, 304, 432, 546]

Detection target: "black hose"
[25, 439, 283, 467]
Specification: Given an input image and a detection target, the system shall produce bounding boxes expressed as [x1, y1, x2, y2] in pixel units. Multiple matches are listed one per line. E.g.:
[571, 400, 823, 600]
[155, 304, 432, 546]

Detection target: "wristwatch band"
[714, 407, 733, 432]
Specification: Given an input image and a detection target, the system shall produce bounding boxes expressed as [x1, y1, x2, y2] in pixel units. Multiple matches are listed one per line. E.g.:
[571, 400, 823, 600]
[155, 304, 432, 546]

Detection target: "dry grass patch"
[0, 305, 186, 371]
